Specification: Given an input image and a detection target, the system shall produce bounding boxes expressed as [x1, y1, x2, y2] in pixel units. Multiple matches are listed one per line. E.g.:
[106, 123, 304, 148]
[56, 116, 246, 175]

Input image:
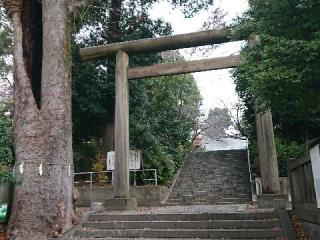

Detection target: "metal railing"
[74, 169, 157, 188]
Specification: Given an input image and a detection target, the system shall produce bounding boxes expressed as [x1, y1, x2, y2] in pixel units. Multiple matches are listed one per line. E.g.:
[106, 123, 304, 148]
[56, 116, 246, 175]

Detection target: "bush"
[0, 109, 16, 184]
[0, 165, 16, 184]
[0, 113, 13, 166]
[275, 137, 305, 177]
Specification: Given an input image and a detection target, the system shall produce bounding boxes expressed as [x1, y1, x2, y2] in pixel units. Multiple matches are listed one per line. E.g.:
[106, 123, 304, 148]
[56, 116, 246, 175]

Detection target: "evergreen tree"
[233, 0, 319, 176]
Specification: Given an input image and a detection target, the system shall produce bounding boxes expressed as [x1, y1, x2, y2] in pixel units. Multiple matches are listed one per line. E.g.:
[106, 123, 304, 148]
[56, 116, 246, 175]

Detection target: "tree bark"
[5, 1, 74, 239]
[102, 120, 115, 155]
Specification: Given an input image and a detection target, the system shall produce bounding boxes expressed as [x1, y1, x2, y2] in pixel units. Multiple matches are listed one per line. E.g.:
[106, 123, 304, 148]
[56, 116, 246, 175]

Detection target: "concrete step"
[75, 228, 282, 239]
[83, 219, 280, 230]
[89, 212, 278, 222]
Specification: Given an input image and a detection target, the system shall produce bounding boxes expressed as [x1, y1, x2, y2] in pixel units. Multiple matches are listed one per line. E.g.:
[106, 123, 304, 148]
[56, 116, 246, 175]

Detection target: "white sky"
[149, 0, 249, 115]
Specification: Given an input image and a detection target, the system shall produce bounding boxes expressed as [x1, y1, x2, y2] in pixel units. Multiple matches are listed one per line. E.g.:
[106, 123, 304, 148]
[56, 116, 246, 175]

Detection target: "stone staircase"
[166, 150, 252, 206]
[72, 210, 283, 239]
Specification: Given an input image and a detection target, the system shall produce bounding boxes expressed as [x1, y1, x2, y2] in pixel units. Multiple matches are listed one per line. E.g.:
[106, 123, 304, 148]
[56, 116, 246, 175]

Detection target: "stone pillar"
[256, 110, 281, 194]
[107, 50, 137, 210]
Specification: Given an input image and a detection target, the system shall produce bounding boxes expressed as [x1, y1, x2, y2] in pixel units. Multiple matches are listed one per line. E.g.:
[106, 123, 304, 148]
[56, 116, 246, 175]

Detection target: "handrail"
[74, 169, 158, 188]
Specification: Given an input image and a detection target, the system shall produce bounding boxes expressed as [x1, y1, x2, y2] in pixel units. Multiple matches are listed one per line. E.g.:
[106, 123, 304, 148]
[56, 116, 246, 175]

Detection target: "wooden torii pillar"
[256, 110, 281, 194]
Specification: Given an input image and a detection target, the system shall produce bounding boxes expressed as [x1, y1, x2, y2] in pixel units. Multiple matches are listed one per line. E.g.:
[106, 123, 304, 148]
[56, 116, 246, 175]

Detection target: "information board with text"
[106, 150, 141, 170]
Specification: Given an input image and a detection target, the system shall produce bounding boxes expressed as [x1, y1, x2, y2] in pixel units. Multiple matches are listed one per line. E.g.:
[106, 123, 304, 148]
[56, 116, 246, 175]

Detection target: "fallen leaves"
[288, 211, 310, 240]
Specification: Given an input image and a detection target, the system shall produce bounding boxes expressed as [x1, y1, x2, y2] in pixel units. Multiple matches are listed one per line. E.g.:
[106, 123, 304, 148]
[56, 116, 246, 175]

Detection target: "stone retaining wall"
[76, 185, 169, 207]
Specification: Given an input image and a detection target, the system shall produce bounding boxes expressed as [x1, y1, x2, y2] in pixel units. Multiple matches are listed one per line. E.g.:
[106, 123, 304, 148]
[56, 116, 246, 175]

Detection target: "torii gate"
[80, 29, 281, 209]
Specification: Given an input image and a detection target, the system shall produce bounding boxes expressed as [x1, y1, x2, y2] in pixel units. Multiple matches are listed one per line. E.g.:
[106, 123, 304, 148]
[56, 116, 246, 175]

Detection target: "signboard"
[310, 144, 320, 208]
[107, 150, 141, 170]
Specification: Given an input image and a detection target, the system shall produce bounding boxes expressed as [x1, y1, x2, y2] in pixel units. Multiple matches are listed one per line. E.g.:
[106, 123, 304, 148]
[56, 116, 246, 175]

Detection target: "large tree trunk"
[5, 1, 74, 239]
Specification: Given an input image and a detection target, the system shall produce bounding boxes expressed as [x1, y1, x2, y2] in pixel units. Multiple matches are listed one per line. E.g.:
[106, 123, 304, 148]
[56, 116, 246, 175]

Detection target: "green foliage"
[275, 138, 305, 177]
[129, 75, 202, 185]
[73, 141, 98, 173]
[72, 0, 173, 144]
[0, 165, 16, 184]
[232, 0, 319, 176]
[0, 4, 12, 82]
[0, 103, 15, 184]
[92, 153, 108, 184]
[0, 107, 13, 166]
[72, 1, 203, 185]
[249, 137, 305, 178]
[248, 139, 259, 178]
[0, 3, 12, 104]
[170, 0, 215, 17]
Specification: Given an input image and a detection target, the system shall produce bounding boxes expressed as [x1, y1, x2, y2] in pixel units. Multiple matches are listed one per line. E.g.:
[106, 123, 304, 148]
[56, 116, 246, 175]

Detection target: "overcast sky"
[150, 0, 249, 115]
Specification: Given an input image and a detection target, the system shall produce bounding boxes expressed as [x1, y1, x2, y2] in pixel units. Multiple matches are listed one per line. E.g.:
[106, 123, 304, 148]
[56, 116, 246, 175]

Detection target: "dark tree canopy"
[232, 0, 319, 176]
[72, 0, 203, 184]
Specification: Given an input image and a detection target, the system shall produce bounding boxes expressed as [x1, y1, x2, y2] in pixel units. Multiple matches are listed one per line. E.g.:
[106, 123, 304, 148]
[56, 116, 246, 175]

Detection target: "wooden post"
[256, 110, 281, 194]
[114, 50, 130, 198]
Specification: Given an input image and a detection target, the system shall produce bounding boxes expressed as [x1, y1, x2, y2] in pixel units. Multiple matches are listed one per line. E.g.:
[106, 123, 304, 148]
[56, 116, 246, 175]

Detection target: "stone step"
[89, 212, 278, 222]
[166, 150, 252, 205]
[83, 219, 280, 230]
[72, 238, 277, 240]
[169, 194, 251, 199]
[167, 197, 250, 201]
[168, 198, 252, 203]
[170, 195, 250, 198]
[164, 203, 179, 206]
[75, 228, 282, 239]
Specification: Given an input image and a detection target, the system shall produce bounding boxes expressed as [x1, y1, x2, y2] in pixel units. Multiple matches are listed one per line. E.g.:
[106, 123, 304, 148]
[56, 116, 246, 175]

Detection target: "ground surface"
[88, 203, 273, 215]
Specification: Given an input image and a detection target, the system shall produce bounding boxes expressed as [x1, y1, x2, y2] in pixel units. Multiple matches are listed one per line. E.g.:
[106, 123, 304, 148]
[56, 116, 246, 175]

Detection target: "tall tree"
[232, 0, 320, 175]
[129, 73, 202, 184]
[3, 0, 82, 239]
[233, 0, 320, 143]
[72, 0, 208, 181]
[73, 0, 172, 154]
[203, 108, 232, 139]
[0, 3, 12, 103]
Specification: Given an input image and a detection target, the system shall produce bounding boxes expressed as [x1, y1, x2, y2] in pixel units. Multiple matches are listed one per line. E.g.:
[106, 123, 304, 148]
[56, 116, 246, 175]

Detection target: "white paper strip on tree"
[310, 144, 320, 208]
[107, 150, 141, 170]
